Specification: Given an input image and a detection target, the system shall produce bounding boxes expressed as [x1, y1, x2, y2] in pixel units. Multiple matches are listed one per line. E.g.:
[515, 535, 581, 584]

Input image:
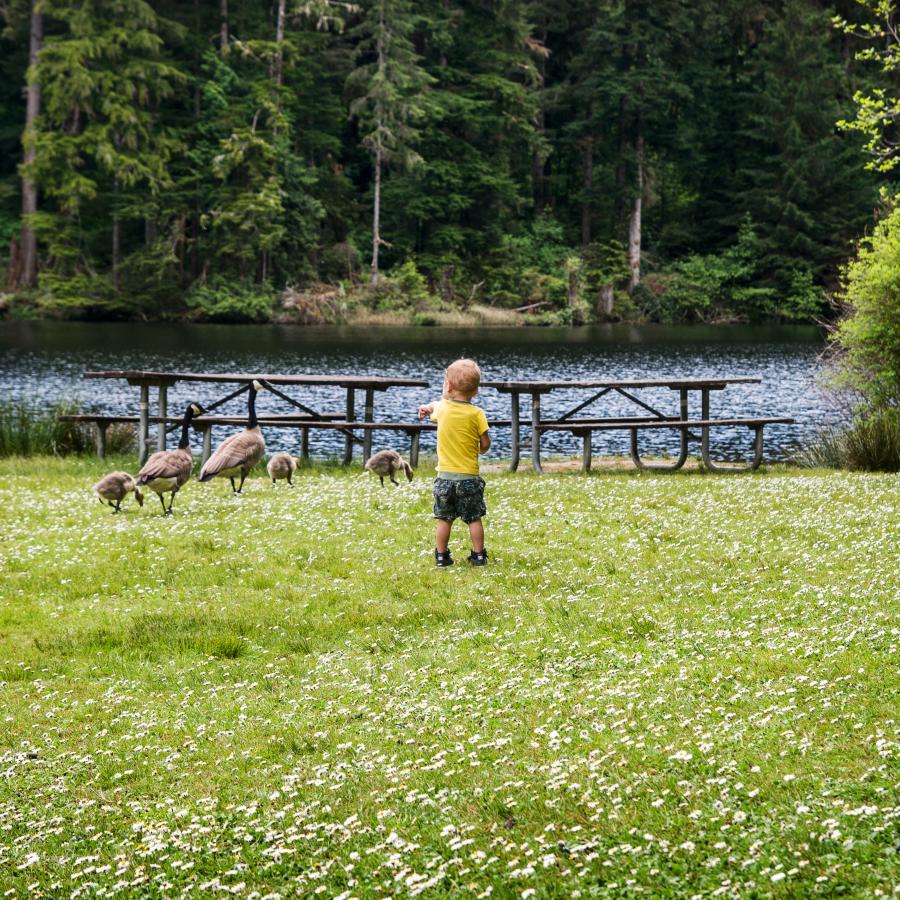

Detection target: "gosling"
[267, 452, 301, 486]
[94, 471, 144, 513]
[365, 449, 413, 486]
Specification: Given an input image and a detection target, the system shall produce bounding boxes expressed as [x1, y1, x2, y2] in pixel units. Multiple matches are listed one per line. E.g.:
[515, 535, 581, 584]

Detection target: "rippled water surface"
[1, 321, 835, 461]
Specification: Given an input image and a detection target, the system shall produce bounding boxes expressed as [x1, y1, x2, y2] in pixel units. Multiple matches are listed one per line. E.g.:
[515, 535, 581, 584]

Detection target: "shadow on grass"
[34, 612, 251, 661]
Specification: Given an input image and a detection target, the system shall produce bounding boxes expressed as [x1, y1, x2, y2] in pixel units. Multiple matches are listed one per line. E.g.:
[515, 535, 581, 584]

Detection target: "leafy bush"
[655, 220, 773, 322]
[797, 408, 900, 472]
[830, 203, 900, 409]
[0, 401, 136, 457]
[319, 242, 362, 284]
[842, 408, 900, 471]
[488, 215, 575, 309]
[186, 278, 278, 323]
[781, 268, 825, 322]
[357, 260, 440, 314]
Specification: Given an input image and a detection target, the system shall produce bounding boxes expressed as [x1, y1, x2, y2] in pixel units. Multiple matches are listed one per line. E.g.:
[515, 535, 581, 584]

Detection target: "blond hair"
[445, 358, 481, 398]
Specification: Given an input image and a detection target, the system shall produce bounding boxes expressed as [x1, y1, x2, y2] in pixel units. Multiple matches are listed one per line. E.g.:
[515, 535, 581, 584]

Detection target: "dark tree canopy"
[0, 0, 889, 323]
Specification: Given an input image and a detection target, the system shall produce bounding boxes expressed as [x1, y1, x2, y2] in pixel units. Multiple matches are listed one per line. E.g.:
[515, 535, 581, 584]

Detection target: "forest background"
[0, 0, 896, 325]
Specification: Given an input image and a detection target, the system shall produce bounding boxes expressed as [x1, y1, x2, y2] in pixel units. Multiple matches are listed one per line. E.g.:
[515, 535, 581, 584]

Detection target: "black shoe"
[467, 549, 488, 567]
[435, 549, 454, 567]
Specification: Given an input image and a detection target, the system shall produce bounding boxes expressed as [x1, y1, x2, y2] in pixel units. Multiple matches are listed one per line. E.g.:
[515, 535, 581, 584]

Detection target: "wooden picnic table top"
[83, 370, 429, 390]
[480, 376, 762, 392]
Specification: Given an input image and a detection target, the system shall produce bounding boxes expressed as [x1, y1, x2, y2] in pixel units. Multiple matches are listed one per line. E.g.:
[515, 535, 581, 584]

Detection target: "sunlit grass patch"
[0, 457, 897, 896]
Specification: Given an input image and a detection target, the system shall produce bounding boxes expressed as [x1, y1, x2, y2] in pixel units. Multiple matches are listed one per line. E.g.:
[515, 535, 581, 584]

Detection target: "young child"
[418, 358, 491, 567]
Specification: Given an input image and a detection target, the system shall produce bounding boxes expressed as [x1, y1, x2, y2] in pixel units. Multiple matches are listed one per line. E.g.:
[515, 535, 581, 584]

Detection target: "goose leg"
[379, 475, 384, 487]
[157, 492, 168, 515]
[287, 474, 293, 486]
[230, 477, 237, 494]
[166, 491, 177, 514]
[114, 500, 122, 513]
[237, 471, 247, 493]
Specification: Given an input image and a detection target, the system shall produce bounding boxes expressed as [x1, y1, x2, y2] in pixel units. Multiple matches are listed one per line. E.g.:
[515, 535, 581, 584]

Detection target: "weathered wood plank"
[539, 416, 794, 431]
[84, 370, 429, 389]
[482, 377, 762, 391]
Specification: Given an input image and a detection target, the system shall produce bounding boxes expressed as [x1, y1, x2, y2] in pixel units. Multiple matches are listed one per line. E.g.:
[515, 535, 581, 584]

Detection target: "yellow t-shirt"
[430, 399, 490, 475]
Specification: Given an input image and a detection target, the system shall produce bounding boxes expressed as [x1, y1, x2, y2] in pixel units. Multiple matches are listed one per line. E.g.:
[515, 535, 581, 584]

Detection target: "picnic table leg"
[94, 422, 108, 459]
[157, 384, 168, 452]
[531, 392, 544, 475]
[343, 388, 355, 464]
[702, 424, 766, 472]
[200, 425, 212, 466]
[581, 430, 591, 473]
[362, 388, 375, 461]
[678, 387, 689, 458]
[509, 391, 520, 472]
[138, 383, 149, 464]
[701, 388, 710, 467]
[300, 426, 309, 461]
[409, 430, 420, 469]
[630, 386, 691, 471]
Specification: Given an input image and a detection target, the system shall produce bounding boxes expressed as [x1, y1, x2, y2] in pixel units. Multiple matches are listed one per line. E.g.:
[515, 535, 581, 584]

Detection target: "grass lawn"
[0, 456, 897, 897]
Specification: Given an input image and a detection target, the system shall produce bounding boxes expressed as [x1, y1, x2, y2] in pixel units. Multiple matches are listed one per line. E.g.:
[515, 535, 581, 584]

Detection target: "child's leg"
[467, 518, 484, 552]
[436, 518, 453, 552]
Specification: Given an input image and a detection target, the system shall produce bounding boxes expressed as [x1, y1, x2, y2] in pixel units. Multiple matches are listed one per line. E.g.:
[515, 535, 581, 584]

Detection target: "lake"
[0, 320, 837, 462]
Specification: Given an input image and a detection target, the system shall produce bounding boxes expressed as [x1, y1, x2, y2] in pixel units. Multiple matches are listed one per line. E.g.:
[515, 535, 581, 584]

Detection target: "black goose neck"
[247, 385, 258, 428]
[179, 405, 194, 449]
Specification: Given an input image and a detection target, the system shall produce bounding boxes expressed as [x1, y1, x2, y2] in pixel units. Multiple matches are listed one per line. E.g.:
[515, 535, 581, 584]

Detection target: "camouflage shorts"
[433, 477, 487, 524]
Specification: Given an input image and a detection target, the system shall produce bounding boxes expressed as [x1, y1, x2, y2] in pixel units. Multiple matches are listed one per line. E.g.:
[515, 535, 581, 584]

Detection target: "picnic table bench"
[481, 377, 794, 473]
[72, 370, 793, 473]
[82, 370, 430, 464]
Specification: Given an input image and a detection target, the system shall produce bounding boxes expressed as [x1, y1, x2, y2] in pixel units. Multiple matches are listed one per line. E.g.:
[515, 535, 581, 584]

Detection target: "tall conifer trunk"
[371, 145, 382, 287]
[628, 124, 643, 292]
[369, 0, 386, 288]
[112, 210, 121, 292]
[581, 134, 593, 247]
[274, 0, 286, 85]
[532, 21, 548, 214]
[220, 0, 228, 50]
[20, 0, 42, 289]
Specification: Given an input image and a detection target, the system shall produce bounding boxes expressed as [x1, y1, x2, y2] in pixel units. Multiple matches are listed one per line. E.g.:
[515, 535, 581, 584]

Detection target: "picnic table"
[82, 370, 429, 464]
[480, 377, 794, 473]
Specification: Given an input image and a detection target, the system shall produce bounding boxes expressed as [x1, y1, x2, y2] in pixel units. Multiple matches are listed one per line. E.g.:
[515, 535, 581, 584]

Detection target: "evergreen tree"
[347, 0, 433, 286]
[24, 0, 183, 312]
[735, 0, 877, 292]
[0, 0, 887, 321]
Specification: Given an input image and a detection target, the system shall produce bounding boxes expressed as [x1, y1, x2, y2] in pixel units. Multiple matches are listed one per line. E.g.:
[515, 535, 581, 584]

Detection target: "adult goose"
[198, 380, 266, 494]
[137, 402, 202, 515]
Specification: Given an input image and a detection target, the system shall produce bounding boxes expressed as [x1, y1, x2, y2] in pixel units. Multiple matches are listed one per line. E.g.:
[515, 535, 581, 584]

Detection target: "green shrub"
[488, 214, 575, 310]
[842, 408, 900, 471]
[780, 268, 825, 322]
[186, 278, 278, 323]
[319, 242, 362, 283]
[0, 401, 136, 457]
[797, 408, 900, 472]
[830, 203, 900, 409]
[362, 260, 440, 313]
[655, 219, 780, 322]
[795, 427, 846, 469]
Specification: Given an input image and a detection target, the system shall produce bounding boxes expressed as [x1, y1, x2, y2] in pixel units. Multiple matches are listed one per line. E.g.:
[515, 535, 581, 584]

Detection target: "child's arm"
[418, 400, 439, 419]
[479, 431, 491, 453]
